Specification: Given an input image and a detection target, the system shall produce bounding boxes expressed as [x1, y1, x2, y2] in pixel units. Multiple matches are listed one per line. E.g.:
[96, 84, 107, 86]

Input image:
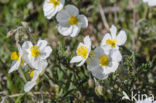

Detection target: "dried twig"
[1, 96, 9, 103]
[0, 92, 50, 103]
[98, 0, 109, 31]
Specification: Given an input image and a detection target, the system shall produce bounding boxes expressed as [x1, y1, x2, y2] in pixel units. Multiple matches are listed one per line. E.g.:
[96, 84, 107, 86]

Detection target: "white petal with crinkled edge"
[78, 15, 88, 28]
[56, 10, 70, 23]
[43, 1, 55, 18]
[37, 40, 48, 50]
[9, 60, 21, 73]
[77, 59, 86, 67]
[103, 62, 119, 75]
[58, 25, 73, 36]
[43, 4, 55, 16]
[111, 50, 122, 62]
[94, 47, 105, 58]
[84, 36, 91, 50]
[91, 66, 108, 80]
[102, 45, 111, 56]
[43, 1, 53, 12]
[70, 56, 83, 63]
[43, 0, 65, 19]
[70, 25, 81, 37]
[9, 43, 23, 73]
[46, 8, 58, 20]
[87, 57, 99, 71]
[32, 59, 48, 70]
[39, 46, 52, 60]
[65, 5, 79, 17]
[116, 30, 127, 46]
[57, 0, 65, 11]
[101, 33, 111, 47]
[22, 41, 33, 53]
[24, 81, 36, 92]
[110, 25, 117, 39]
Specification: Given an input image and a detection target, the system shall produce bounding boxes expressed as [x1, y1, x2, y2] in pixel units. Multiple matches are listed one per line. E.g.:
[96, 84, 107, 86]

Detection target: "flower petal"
[37, 40, 48, 50]
[111, 50, 122, 62]
[110, 25, 117, 39]
[46, 8, 58, 19]
[40, 46, 52, 59]
[103, 62, 119, 75]
[43, 1, 56, 19]
[77, 15, 88, 28]
[102, 45, 111, 56]
[84, 36, 91, 50]
[57, 0, 65, 11]
[116, 30, 127, 46]
[9, 60, 21, 73]
[70, 56, 83, 63]
[43, 1, 53, 12]
[87, 57, 99, 71]
[101, 33, 111, 47]
[22, 41, 33, 52]
[94, 47, 105, 58]
[58, 25, 73, 36]
[24, 81, 36, 92]
[70, 25, 81, 37]
[91, 66, 108, 80]
[56, 10, 70, 22]
[77, 59, 86, 67]
[33, 59, 48, 70]
[65, 5, 79, 16]
[32, 70, 40, 81]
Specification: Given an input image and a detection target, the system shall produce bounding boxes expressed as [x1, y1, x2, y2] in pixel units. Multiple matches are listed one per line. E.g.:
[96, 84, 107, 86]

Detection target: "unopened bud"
[95, 85, 103, 96]
[21, 21, 29, 28]
[88, 79, 94, 88]
[15, 32, 20, 41]
[7, 30, 14, 38]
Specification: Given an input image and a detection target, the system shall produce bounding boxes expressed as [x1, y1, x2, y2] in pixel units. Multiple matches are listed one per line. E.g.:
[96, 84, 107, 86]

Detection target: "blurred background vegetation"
[0, 0, 156, 102]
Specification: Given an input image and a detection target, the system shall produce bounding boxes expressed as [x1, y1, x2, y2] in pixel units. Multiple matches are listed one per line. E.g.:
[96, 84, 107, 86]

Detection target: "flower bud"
[95, 85, 103, 96]
[88, 79, 94, 88]
[7, 30, 14, 38]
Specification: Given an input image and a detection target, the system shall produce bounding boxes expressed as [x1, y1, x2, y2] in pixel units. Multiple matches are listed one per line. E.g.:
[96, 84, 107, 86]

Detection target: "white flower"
[24, 60, 48, 92]
[143, 0, 156, 7]
[87, 46, 122, 80]
[43, 0, 65, 19]
[70, 36, 91, 66]
[56, 5, 88, 37]
[9, 44, 22, 73]
[101, 25, 127, 49]
[22, 40, 52, 69]
[136, 97, 154, 103]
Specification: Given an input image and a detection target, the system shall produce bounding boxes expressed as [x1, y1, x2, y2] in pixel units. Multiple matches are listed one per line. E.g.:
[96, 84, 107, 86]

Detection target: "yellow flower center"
[69, 16, 78, 25]
[77, 46, 88, 58]
[49, 0, 60, 8]
[106, 39, 117, 48]
[11, 52, 20, 61]
[28, 71, 34, 78]
[99, 56, 109, 67]
[31, 46, 40, 57]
